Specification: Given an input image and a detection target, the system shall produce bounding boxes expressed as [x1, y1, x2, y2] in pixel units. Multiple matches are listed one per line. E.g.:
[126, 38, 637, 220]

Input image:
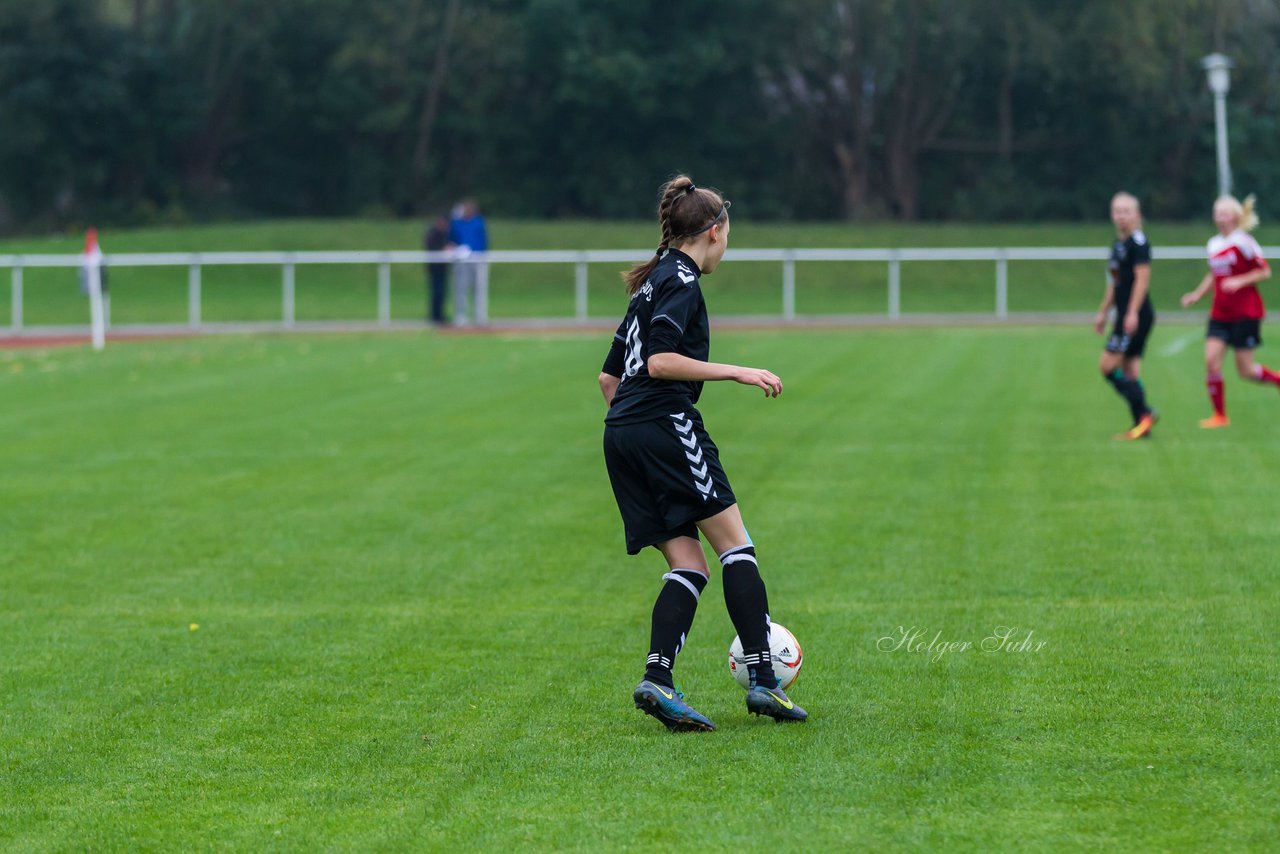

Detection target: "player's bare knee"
[657, 536, 708, 574]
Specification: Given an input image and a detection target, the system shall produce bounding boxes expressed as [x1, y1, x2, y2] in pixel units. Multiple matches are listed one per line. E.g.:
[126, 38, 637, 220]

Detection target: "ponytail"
[1242, 194, 1260, 232]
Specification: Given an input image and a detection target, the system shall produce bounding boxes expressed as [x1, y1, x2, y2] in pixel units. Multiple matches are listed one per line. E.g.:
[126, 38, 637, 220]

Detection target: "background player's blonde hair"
[1111, 191, 1142, 225]
[1111, 191, 1141, 211]
[1216, 193, 1260, 232]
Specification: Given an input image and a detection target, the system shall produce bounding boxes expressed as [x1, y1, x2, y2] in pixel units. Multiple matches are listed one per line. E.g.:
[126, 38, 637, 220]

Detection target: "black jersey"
[602, 249, 710, 425]
[1109, 230, 1152, 315]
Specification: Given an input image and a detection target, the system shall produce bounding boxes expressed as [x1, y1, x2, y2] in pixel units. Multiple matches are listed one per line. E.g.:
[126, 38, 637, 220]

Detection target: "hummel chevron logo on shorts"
[670, 413, 717, 501]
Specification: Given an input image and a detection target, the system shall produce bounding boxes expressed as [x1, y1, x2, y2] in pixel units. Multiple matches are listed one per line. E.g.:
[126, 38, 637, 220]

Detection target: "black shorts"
[1105, 309, 1155, 357]
[1207, 318, 1263, 350]
[603, 408, 737, 555]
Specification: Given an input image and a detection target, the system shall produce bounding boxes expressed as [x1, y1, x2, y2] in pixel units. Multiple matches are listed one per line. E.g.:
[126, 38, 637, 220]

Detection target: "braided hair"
[623, 175, 729, 295]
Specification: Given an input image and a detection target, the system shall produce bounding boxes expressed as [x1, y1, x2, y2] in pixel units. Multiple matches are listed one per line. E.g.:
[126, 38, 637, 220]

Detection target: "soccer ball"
[727, 622, 803, 690]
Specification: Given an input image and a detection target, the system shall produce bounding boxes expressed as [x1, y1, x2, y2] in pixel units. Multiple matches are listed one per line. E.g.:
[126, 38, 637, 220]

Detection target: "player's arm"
[599, 321, 627, 406]
[1221, 266, 1272, 292]
[1124, 264, 1151, 333]
[1094, 276, 1115, 334]
[599, 372, 620, 406]
[648, 352, 782, 398]
[642, 279, 781, 397]
[1181, 273, 1215, 307]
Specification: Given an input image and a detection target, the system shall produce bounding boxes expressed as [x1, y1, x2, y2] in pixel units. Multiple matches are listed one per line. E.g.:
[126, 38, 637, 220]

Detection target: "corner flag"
[84, 228, 106, 350]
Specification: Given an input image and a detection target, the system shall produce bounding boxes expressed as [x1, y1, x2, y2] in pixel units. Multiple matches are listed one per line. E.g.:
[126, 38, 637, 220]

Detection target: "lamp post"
[1201, 53, 1234, 197]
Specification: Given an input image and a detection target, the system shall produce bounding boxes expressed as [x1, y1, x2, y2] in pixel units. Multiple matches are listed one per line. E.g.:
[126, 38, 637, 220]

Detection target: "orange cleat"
[1116, 411, 1159, 441]
[1199, 414, 1231, 429]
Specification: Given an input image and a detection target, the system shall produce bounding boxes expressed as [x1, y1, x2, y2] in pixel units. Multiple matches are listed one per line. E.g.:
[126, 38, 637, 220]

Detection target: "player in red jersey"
[1181, 194, 1275, 427]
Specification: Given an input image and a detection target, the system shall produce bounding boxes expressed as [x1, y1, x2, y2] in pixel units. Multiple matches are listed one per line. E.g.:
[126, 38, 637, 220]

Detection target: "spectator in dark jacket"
[424, 214, 452, 325]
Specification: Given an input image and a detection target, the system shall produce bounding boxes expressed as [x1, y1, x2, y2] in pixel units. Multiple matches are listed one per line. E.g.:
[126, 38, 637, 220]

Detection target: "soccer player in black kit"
[599, 175, 806, 731]
[1094, 192, 1158, 440]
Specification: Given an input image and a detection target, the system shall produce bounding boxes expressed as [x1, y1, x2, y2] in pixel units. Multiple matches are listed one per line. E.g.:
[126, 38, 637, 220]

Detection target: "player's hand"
[1180, 292, 1199, 308]
[1093, 313, 1106, 334]
[1220, 276, 1242, 292]
[1123, 311, 1139, 334]
[734, 367, 783, 398]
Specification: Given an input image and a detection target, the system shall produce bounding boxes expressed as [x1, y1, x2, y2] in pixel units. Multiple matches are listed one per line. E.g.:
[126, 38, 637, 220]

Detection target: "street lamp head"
[1201, 53, 1234, 96]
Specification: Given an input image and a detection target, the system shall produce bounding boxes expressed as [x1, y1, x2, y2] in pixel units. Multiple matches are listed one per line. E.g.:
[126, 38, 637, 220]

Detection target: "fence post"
[575, 256, 589, 322]
[188, 261, 202, 329]
[378, 259, 391, 326]
[10, 263, 22, 333]
[87, 256, 106, 350]
[782, 251, 796, 321]
[995, 250, 1008, 319]
[282, 258, 296, 328]
[888, 251, 901, 319]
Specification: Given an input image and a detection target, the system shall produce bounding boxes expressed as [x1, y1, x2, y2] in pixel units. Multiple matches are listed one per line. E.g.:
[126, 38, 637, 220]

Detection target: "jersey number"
[623, 317, 643, 378]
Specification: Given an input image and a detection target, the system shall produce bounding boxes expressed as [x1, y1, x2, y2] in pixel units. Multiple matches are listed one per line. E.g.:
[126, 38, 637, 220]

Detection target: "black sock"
[1105, 369, 1149, 423]
[1131, 378, 1150, 422]
[643, 569, 707, 689]
[720, 545, 778, 689]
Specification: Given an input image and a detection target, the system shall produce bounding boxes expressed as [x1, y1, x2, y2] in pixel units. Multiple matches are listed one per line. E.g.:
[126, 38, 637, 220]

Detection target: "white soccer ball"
[727, 622, 803, 690]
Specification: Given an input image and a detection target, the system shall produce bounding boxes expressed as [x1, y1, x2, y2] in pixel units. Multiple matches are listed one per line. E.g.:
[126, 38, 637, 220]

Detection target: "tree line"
[2, 0, 1278, 233]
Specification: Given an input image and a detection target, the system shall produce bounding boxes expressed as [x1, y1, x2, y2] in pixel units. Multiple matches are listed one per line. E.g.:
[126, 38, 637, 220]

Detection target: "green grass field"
[0, 219, 1242, 327]
[3, 325, 1278, 850]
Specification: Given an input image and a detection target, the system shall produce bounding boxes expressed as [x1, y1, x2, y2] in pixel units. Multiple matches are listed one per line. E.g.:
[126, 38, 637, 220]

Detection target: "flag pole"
[85, 228, 106, 351]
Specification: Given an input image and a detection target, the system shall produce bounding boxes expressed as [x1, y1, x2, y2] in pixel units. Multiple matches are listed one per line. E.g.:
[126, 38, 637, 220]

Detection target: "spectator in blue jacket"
[449, 199, 489, 325]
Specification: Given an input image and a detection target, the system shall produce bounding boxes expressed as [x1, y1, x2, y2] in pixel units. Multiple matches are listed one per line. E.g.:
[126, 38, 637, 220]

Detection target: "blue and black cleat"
[745, 684, 808, 722]
[633, 680, 715, 732]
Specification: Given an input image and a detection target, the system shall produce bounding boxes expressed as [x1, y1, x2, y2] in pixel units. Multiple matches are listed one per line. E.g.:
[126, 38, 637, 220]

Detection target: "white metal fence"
[2, 246, 1269, 337]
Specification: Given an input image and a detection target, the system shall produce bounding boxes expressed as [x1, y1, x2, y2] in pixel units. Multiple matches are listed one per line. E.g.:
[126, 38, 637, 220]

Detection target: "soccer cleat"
[1199, 414, 1231, 429]
[1116, 411, 1159, 441]
[633, 681, 715, 732]
[745, 684, 808, 722]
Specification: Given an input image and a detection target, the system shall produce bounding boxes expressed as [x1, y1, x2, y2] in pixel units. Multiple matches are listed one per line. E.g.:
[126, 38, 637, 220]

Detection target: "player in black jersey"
[599, 175, 806, 730]
[1094, 192, 1158, 440]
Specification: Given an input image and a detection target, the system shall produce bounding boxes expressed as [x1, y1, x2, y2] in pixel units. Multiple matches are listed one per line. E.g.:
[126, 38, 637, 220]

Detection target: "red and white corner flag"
[84, 227, 106, 350]
[83, 227, 103, 265]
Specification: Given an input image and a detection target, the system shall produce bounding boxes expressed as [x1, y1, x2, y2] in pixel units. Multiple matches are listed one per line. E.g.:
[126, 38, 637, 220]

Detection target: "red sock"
[1254, 364, 1280, 387]
[1207, 372, 1226, 417]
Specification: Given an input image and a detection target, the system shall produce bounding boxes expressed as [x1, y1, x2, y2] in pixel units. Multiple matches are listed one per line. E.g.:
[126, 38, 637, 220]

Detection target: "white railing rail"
[3, 246, 1270, 336]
